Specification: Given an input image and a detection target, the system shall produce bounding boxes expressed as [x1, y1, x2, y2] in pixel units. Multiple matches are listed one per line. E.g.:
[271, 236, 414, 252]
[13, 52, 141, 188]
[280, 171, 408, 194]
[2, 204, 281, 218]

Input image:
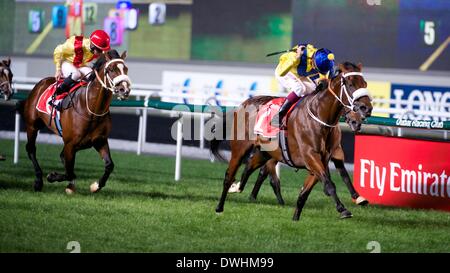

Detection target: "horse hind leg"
[266, 161, 284, 205]
[25, 126, 44, 191]
[249, 164, 270, 202]
[91, 139, 114, 193]
[229, 148, 267, 194]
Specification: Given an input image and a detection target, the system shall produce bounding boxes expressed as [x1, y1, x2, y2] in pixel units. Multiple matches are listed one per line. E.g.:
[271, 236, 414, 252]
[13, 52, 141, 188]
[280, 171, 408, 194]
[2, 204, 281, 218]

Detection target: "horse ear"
[338, 63, 345, 72]
[3, 57, 10, 67]
[121, 51, 127, 60]
[104, 52, 111, 61]
[357, 62, 363, 71]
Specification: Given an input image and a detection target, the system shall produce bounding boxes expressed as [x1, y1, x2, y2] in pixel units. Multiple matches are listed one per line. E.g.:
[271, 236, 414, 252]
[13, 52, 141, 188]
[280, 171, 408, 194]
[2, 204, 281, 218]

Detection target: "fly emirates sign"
[354, 135, 450, 211]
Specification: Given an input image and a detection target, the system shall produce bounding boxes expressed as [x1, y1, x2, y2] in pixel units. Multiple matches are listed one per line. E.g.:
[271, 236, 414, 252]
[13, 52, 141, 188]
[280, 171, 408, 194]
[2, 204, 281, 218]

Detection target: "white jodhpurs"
[275, 71, 316, 97]
[61, 62, 93, 81]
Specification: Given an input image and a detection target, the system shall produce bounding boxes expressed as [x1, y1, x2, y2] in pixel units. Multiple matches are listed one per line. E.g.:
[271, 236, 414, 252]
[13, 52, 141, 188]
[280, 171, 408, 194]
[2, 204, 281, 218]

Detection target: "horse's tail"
[209, 110, 234, 163]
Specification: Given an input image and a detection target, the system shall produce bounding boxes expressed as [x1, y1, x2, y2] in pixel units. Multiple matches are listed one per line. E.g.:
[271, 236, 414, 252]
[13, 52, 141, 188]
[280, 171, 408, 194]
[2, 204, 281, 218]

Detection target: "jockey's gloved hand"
[316, 78, 328, 91]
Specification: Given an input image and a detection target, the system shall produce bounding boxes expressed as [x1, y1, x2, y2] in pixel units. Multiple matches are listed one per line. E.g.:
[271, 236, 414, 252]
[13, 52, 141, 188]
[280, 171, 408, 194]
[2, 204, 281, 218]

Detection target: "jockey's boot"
[51, 77, 76, 111]
[55, 77, 76, 95]
[271, 93, 300, 128]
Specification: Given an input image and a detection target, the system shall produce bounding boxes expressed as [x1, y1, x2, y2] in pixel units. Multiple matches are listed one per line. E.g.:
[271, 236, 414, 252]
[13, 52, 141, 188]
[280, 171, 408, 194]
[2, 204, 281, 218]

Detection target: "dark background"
[292, 0, 450, 71]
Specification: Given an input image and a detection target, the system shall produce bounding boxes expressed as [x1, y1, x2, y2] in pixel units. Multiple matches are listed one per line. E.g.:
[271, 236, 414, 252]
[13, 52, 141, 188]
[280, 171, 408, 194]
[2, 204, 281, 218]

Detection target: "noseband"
[0, 67, 12, 94]
[327, 72, 371, 110]
[94, 59, 132, 92]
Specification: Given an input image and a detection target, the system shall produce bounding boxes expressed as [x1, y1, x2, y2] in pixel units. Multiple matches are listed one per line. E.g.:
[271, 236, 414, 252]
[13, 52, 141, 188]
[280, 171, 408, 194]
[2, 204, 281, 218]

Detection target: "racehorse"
[232, 123, 368, 207]
[211, 62, 372, 220]
[0, 58, 13, 100]
[18, 50, 131, 193]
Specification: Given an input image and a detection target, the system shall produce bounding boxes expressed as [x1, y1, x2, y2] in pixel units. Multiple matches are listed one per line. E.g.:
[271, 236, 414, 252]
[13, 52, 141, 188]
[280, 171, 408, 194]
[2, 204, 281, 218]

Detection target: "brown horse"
[18, 50, 131, 193]
[211, 62, 373, 220]
[0, 58, 13, 101]
[232, 124, 368, 207]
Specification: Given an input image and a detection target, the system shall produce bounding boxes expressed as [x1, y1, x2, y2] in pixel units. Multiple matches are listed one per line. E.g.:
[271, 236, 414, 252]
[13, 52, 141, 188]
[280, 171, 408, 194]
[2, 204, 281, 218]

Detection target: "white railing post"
[137, 108, 143, 155]
[199, 113, 205, 149]
[142, 107, 148, 149]
[175, 114, 183, 181]
[14, 112, 20, 164]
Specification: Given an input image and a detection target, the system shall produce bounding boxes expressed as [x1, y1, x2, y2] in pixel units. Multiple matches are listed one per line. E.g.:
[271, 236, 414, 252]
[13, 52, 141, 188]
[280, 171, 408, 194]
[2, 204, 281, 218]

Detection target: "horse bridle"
[328, 72, 371, 110]
[94, 58, 131, 93]
[0, 66, 12, 97]
[87, 58, 132, 116]
[306, 72, 371, 127]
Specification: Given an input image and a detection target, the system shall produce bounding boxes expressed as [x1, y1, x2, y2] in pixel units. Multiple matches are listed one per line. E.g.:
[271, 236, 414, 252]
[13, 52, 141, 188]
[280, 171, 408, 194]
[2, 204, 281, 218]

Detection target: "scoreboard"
[292, 0, 450, 71]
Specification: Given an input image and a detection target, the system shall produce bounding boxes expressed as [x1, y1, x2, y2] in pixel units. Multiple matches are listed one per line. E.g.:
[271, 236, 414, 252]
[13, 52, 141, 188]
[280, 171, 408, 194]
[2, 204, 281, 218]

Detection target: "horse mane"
[92, 50, 121, 71]
[333, 61, 360, 77]
[242, 95, 275, 107]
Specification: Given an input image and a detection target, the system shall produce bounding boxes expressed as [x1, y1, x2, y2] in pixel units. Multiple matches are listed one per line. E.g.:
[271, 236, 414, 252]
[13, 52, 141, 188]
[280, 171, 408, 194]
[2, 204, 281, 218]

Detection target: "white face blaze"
[116, 63, 129, 89]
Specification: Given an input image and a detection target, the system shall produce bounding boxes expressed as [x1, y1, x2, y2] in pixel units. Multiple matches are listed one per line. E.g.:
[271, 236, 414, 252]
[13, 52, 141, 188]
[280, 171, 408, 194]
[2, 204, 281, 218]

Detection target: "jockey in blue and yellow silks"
[271, 43, 336, 127]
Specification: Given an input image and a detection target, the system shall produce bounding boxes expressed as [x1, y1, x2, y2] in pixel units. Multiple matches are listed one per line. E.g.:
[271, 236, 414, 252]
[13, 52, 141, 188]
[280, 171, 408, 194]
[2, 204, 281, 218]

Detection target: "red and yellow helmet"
[90, 30, 111, 51]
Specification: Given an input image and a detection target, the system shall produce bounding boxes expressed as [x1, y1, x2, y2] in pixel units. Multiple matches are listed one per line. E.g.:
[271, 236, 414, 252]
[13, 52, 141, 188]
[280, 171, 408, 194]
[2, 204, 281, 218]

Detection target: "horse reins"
[94, 59, 131, 93]
[327, 72, 371, 109]
[307, 72, 370, 127]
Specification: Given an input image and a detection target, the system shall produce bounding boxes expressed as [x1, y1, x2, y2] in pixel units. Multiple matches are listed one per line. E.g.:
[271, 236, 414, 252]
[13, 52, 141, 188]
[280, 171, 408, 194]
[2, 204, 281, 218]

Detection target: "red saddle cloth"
[254, 97, 297, 138]
[36, 80, 87, 118]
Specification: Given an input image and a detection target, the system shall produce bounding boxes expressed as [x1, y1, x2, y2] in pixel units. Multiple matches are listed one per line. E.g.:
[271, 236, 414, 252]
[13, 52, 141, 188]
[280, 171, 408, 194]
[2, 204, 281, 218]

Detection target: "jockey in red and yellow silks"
[271, 43, 336, 127]
[53, 30, 111, 96]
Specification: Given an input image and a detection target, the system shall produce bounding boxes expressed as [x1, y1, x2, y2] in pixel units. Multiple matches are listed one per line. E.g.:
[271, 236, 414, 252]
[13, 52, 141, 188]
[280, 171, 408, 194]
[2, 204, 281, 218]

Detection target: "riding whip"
[265, 49, 296, 57]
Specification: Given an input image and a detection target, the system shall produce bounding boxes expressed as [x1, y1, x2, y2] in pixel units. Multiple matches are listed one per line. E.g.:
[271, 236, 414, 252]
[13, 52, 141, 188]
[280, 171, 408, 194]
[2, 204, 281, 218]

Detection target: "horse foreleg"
[91, 140, 114, 193]
[301, 152, 352, 220]
[47, 144, 77, 193]
[293, 173, 318, 221]
[59, 148, 65, 166]
[331, 155, 368, 206]
[249, 165, 269, 202]
[323, 169, 352, 219]
[26, 128, 43, 191]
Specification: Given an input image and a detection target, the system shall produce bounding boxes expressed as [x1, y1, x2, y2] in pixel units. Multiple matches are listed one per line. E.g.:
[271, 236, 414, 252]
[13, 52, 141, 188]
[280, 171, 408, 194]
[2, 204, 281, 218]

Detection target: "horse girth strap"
[278, 130, 297, 168]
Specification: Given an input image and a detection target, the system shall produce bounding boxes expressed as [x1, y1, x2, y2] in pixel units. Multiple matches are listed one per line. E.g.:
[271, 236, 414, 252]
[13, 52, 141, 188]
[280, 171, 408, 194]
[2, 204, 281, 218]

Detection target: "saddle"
[254, 97, 302, 168]
[36, 80, 88, 136]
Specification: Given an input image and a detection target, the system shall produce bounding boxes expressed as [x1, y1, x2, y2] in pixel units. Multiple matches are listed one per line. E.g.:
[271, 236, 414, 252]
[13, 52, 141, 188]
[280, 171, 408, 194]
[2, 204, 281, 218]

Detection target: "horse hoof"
[228, 182, 241, 193]
[340, 210, 353, 219]
[46, 172, 57, 183]
[90, 182, 100, 193]
[249, 195, 257, 202]
[353, 196, 369, 206]
[33, 181, 43, 192]
[65, 184, 76, 195]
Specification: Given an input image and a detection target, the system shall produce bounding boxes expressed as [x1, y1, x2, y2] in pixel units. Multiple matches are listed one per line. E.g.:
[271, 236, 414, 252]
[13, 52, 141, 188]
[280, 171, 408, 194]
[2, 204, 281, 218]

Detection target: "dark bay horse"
[0, 58, 13, 100]
[211, 62, 373, 220]
[18, 50, 131, 193]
